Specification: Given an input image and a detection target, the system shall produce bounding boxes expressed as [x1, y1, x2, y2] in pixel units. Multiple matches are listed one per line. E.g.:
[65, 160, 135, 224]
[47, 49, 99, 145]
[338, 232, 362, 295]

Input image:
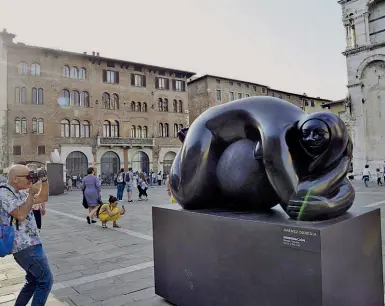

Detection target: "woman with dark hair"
[82, 167, 102, 224]
[97, 195, 126, 228]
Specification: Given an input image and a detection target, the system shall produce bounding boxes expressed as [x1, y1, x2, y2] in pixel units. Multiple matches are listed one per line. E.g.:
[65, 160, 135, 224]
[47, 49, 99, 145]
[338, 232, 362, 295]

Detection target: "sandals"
[113, 223, 121, 228]
[102, 222, 107, 228]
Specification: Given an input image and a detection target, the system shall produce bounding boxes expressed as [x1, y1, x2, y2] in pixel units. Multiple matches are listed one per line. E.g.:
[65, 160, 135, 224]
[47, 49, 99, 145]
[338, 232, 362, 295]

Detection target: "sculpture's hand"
[286, 194, 331, 221]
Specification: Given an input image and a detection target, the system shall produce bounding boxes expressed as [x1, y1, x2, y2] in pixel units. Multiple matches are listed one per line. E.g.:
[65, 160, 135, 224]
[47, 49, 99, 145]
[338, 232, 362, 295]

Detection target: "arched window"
[15, 118, 21, 134]
[111, 120, 119, 137]
[18, 62, 28, 76]
[33, 118, 44, 134]
[60, 119, 70, 137]
[103, 120, 110, 137]
[21, 87, 26, 103]
[32, 118, 37, 134]
[158, 98, 163, 111]
[178, 100, 183, 113]
[21, 118, 27, 134]
[143, 126, 148, 138]
[79, 68, 86, 80]
[32, 88, 44, 104]
[71, 120, 80, 137]
[102, 92, 110, 109]
[38, 118, 44, 134]
[70, 66, 78, 79]
[31, 63, 41, 76]
[80, 91, 89, 107]
[131, 126, 136, 138]
[131, 101, 136, 112]
[174, 123, 179, 137]
[143, 102, 147, 112]
[159, 123, 164, 137]
[62, 66, 70, 78]
[163, 98, 168, 112]
[173, 100, 177, 112]
[113, 94, 119, 110]
[71, 91, 80, 106]
[81, 121, 90, 138]
[137, 102, 142, 112]
[164, 123, 169, 137]
[61, 89, 70, 106]
[15, 87, 20, 103]
[137, 126, 142, 138]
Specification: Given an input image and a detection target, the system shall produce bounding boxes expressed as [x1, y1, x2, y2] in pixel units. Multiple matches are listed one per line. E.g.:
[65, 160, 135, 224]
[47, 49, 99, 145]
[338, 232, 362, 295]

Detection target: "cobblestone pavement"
[0, 180, 385, 305]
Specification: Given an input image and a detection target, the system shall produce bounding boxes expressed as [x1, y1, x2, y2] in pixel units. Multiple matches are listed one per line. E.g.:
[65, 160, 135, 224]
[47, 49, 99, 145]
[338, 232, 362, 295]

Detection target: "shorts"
[126, 185, 133, 192]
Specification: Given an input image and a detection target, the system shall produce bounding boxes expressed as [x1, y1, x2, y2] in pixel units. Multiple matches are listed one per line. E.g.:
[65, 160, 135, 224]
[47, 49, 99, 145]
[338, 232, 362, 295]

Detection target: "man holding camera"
[0, 164, 51, 306]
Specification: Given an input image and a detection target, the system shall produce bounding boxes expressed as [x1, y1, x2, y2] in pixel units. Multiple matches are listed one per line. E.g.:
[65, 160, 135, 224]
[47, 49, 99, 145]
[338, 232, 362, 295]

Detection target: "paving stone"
[54, 271, 84, 282]
[67, 294, 95, 306]
[0, 293, 15, 303]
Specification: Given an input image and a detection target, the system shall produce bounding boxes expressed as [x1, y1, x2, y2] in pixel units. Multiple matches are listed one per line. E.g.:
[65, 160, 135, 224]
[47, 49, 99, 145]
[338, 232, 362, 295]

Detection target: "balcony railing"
[54, 137, 97, 146]
[98, 137, 154, 147]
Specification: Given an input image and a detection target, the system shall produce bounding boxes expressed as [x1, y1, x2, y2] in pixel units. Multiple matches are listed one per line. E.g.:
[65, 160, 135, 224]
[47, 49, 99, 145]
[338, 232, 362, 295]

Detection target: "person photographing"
[0, 164, 52, 306]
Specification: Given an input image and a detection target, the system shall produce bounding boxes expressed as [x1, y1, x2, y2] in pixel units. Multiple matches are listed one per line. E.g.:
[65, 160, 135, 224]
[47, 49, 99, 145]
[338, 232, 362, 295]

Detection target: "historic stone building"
[188, 75, 343, 124]
[0, 29, 194, 181]
[339, 0, 385, 173]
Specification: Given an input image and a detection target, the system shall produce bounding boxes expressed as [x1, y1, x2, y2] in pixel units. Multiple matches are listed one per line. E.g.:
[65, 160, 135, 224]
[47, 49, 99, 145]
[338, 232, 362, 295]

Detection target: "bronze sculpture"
[169, 96, 355, 221]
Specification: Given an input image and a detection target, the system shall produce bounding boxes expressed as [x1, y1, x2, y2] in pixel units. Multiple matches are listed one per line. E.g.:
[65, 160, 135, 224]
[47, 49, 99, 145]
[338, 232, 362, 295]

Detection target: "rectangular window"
[229, 81, 233, 86]
[237, 82, 241, 86]
[253, 86, 256, 91]
[304, 100, 309, 106]
[216, 79, 221, 83]
[262, 88, 266, 94]
[103, 70, 119, 84]
[245, 94, 250, 98]
[216, 90, 222, 102]
[237, 93, 242, 99]
[230, 92, 234, 101]
[311, 100, 315, 107]
[132, 74, 146, 87]
[13, 145, 21, 155]
[156, 77, 169, 90]
[38, 145, 45, 155]
[174, 80, 185, 92]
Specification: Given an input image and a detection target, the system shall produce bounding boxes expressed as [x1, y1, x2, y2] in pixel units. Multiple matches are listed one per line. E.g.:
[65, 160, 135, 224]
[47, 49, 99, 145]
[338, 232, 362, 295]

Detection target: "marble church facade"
[339, 0, 385, 174]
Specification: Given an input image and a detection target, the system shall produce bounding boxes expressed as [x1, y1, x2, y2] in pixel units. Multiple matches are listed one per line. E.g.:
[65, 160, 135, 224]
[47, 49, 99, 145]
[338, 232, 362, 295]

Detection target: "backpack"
[125, 172, 131, 182]
[117, 173, 124, 183]
[0, 185, 19, 257]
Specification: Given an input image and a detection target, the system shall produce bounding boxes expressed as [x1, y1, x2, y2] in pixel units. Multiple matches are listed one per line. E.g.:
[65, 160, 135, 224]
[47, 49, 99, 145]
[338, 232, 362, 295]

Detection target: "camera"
[27, 169, 47, 184]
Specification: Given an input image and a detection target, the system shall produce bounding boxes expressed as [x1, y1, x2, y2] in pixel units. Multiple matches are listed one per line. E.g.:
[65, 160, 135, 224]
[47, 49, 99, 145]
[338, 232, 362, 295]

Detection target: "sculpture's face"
[300, 119, 330, 155]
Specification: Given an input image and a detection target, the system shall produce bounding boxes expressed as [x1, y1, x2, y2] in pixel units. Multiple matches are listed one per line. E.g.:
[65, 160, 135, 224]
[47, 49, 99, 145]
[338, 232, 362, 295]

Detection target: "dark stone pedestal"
[152, 206, 384, 306]
[47, 163, 64, 195]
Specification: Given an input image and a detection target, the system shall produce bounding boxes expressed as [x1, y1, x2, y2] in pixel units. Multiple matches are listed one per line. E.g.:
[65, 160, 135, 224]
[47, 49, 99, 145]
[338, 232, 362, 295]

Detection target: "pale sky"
[0, 0, 347, 100]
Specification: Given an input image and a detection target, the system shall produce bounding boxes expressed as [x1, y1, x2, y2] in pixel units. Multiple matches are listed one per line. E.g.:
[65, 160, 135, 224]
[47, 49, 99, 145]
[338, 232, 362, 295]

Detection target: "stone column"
[349, 84, 366, 174]
[364, 12, 370, 44]
[123, 147, 128, 170]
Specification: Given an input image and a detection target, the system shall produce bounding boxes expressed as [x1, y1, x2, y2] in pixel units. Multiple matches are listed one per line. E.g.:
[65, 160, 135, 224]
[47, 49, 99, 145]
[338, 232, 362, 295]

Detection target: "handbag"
[0, 185, 19, 257]
[82, 189, 88, 209]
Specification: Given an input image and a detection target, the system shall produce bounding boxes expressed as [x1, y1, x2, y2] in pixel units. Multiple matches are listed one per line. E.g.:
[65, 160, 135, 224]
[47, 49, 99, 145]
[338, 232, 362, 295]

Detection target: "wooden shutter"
[155, 77, 159, 89]
[166, 79, 169, 90]
[172, 79, 176, 91]
[143, 75, 146, 87]
[131, 74, 135, 86]
[182, 81, 185, 92]
[102, 70, 107, 82]
[115, 71, 119, 84]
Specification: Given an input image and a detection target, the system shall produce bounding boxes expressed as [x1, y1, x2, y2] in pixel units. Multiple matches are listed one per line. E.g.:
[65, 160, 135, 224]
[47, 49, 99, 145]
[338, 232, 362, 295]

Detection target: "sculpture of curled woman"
[169, 96, 355, 221]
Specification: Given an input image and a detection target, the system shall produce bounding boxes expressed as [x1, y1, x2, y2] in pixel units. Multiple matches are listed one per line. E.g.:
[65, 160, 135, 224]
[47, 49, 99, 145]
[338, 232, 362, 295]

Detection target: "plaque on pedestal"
[47, 163, 64, 195]
[153, 206, 384, 306]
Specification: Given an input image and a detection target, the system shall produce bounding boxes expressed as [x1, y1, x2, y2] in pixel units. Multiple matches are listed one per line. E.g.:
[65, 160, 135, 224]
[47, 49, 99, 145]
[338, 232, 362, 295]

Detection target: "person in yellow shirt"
[97, 195, 126, 228]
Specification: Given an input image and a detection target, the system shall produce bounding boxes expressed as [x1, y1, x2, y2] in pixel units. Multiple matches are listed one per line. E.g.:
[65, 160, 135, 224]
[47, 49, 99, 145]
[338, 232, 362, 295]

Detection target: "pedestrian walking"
[125, 168, 134, 202]
[138, 172, 148, 200]
[0, 164, 52, 306]
[362, 165, 371, 187]
[82, 167, 102, 224]
[376, 168, 383, 186]
[116, 168, 126, 201]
